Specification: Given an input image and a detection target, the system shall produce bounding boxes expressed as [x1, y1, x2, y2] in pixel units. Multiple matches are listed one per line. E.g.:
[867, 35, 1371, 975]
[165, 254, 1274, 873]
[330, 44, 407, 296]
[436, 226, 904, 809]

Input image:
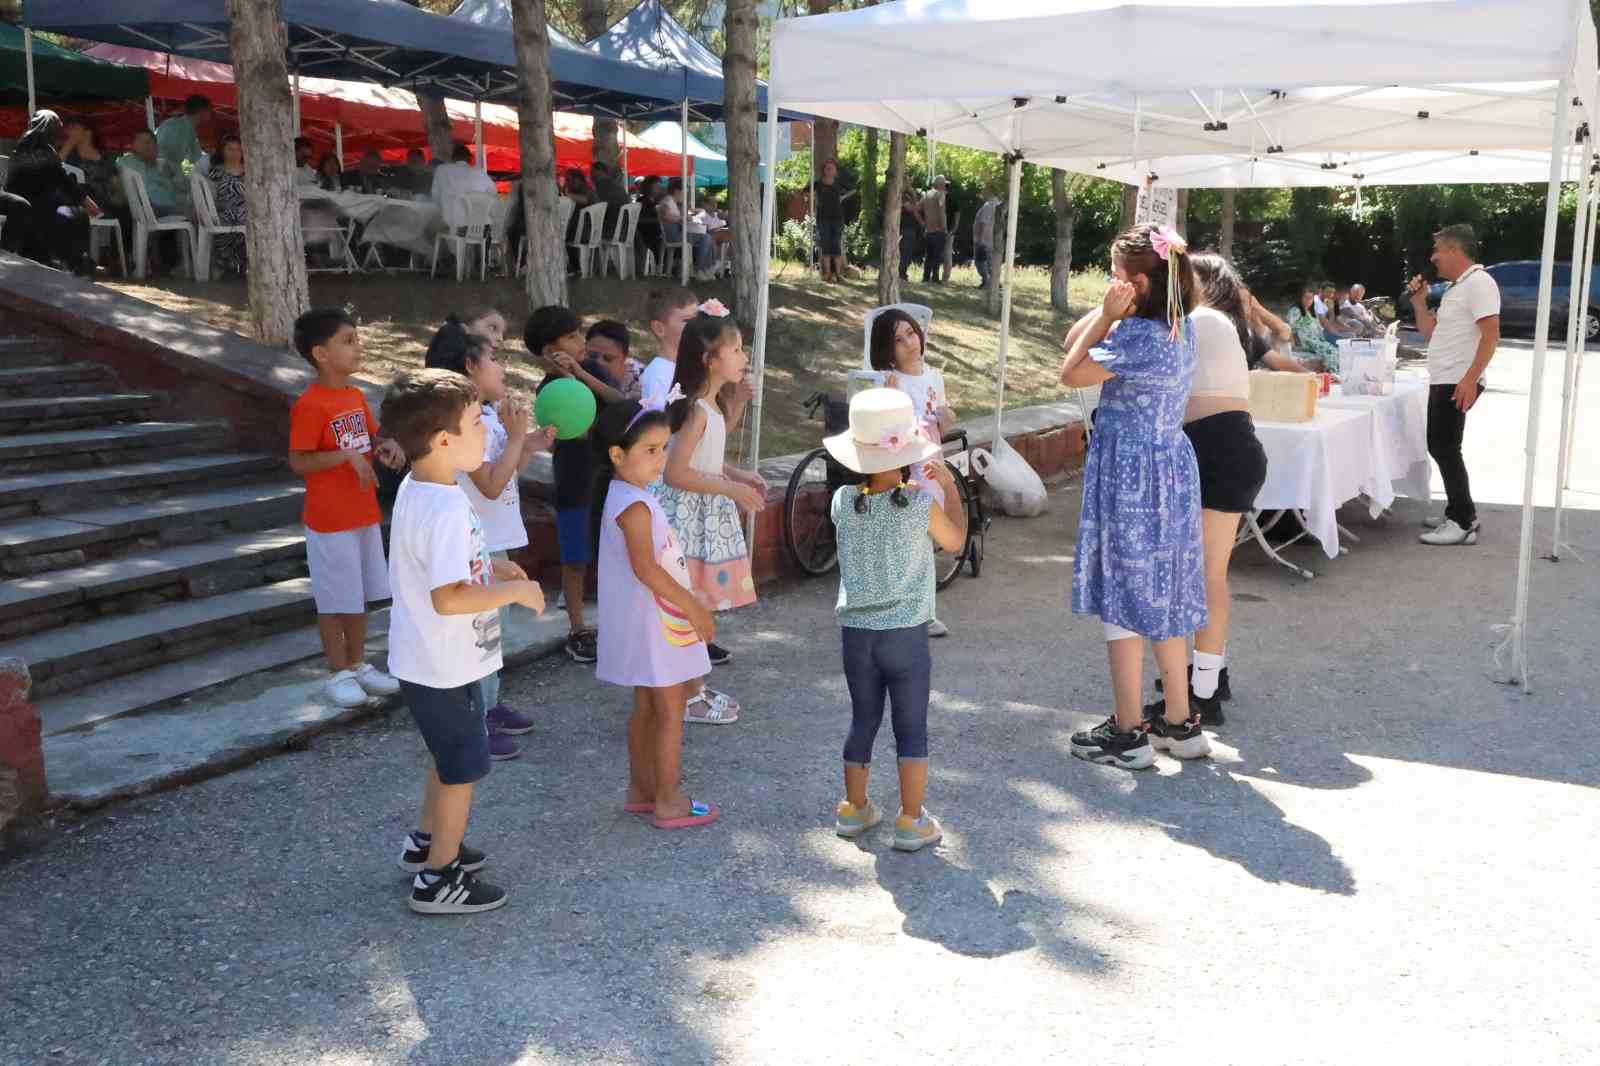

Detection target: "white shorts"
[306, 523, 391, 615]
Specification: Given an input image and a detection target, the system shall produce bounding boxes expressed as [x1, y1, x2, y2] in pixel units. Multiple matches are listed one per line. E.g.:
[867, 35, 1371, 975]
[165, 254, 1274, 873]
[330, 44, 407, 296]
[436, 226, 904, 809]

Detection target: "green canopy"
[0, 23, 148, 103]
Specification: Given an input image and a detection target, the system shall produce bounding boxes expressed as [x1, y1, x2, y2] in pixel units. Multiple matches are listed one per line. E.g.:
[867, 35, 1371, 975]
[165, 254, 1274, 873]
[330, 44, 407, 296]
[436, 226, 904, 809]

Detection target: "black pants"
[1428, 382, 1483, 528]
[922, 230, 947, 282]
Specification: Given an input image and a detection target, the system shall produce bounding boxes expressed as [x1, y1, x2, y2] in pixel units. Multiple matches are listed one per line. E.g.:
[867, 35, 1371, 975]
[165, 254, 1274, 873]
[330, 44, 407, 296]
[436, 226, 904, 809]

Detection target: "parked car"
[1399, 260, 1600, 340]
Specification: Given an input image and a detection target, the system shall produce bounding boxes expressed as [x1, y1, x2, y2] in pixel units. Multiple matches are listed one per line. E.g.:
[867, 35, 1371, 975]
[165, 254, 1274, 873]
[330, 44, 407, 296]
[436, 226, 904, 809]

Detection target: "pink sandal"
[652, 799, 718, 830]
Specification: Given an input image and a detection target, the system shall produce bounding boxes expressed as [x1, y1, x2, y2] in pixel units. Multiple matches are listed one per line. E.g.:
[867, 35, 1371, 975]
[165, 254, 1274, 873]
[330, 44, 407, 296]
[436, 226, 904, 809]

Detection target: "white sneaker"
[1420, 519, 1479, 545]
[927, 618, 949, 638]
[1420, 513, 1445, 529]
[354, 663, 401, 696]
[325, 669, 370, 707]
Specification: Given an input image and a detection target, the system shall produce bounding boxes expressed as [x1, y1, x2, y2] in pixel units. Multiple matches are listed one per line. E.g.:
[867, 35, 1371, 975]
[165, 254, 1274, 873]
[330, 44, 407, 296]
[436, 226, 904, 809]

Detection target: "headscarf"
[14, 110, 64, 162]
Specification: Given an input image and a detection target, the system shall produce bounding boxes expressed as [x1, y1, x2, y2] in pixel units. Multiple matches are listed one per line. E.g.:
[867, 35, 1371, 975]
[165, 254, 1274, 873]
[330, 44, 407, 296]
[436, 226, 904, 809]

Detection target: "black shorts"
[399, 678, 491, 785]
[1184, 410, 1267, 514]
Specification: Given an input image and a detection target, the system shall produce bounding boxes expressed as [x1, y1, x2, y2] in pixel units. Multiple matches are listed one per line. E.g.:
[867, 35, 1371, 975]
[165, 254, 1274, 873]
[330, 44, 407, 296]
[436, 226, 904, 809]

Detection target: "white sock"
[1192, 650, 1225, 699]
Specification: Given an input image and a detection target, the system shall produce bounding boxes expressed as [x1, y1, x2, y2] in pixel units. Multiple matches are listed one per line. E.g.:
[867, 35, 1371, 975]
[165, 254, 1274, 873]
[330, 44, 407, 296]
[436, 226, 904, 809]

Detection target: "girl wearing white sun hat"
[822, 389, 968, 852]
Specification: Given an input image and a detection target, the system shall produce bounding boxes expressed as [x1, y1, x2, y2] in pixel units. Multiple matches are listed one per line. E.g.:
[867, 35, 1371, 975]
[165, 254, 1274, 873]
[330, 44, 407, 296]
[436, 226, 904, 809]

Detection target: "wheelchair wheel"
[783, 447, 840, 576]
[935, 459, 976, 589]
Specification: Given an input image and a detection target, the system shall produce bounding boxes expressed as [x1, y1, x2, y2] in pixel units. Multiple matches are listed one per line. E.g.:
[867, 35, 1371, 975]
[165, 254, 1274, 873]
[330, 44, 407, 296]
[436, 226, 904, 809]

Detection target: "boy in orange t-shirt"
[289, 308, 407, 708]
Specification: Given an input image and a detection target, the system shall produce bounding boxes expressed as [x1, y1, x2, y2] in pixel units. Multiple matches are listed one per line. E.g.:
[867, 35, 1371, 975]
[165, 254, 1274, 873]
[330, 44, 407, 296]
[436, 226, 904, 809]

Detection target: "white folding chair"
[120, 165, 193, 281]
[62, 162, 127, 277]
[189, 171, 244, 281]
[568, 202, 606, 279]
[602, 201, 641, 280]
[433, 192, 493, 281]
[301, 191, 359, 274]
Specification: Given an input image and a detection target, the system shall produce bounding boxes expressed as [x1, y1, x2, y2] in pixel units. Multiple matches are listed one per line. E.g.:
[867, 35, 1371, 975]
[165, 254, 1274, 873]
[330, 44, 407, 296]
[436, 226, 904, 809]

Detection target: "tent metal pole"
[747, 96, 783, 545]
[474, 100, 485, 171]
[335, 122, 344, 167]
[23, 28, 35, 118]
[621, 109, 630, 187]
[1507, 76, 1574, 689]
[993, 127, 1023, 457]
[146, 97, 156, 131]
[808, 121, 816, 274]
[1552, 137, 1599, 558]
[293, 72, 301, 135]
[680, 98, 690, 284]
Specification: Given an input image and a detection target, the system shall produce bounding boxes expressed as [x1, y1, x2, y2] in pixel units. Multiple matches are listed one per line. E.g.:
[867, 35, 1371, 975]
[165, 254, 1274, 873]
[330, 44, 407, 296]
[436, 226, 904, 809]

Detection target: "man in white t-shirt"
[1408, 223, 1501, 546]
[972, 188, 999, 289]
[430, 144, 498, 229]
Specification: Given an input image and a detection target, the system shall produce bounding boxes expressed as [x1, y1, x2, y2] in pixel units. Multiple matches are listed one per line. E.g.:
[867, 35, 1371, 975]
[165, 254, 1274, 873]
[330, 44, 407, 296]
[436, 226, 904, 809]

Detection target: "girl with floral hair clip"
[1059, 223, 1212, 771]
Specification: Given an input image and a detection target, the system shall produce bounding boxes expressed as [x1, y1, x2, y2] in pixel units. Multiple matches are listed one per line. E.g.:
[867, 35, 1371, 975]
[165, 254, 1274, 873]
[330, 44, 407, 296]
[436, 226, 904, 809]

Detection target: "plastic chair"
[63, 162, 127, 277]
[516, 194, 574, 279]
[432, 192, 493, 281]
[568, 202, 606, 279]
[602, 202, 642, 280]
[120, 164, 194, 280]
[861, 303, 935, 369]
[189, 171, 244, 281]
[646, 240, 681, 278]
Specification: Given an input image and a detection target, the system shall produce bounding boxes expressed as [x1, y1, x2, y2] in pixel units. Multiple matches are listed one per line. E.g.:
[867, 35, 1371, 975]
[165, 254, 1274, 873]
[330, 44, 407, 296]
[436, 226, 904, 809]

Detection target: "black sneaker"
[1156, 665, 1231, 701]
[1144, 690, 1224, 727]
[1144, 712, 1212, 760]
[409, 862, 508, 915]
[564, 629, 597, 663]
[398, 833, 485, 875]
[1070, 717, 1154, 770]
[707, 642, 732, 666]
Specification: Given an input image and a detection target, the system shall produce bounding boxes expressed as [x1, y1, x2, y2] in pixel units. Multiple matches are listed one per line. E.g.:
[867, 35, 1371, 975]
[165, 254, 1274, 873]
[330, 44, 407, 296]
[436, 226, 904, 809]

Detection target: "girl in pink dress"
[592, 398, 719, 830]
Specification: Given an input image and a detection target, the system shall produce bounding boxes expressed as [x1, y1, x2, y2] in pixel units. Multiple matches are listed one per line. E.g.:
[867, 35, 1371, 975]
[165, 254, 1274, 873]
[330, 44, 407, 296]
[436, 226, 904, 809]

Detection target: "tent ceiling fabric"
[771, 0, 1600, 188]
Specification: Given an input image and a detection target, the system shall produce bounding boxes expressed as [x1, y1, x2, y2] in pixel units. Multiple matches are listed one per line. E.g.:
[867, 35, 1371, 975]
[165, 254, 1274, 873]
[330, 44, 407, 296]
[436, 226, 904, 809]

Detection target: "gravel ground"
[4, 342, 1598, 1066]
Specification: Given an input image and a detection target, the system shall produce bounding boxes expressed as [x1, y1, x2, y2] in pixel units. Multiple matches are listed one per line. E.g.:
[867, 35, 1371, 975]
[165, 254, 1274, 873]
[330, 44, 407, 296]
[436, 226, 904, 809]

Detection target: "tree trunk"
[723, 0, 761, 330]
[1121, 183, 1138, 230]
[580, 0, 619, 171]
[1220, 187, 1236, 261]
[510, 0, 567, 308]
[807, 0, 838, 167]
[1050, 168, 1076, 312]
[878, 130, 905, 307]
[416, 91, 455, 162]
[225, 0, 308, 348]
[1175, 188, 1189, 240]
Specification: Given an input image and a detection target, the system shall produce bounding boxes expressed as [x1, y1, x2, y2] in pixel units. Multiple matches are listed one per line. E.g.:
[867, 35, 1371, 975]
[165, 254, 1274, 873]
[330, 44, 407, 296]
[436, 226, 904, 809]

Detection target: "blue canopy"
[589, 0, 793, 121]
[24, 0, 512, 91]
[449, 0, 683, 116]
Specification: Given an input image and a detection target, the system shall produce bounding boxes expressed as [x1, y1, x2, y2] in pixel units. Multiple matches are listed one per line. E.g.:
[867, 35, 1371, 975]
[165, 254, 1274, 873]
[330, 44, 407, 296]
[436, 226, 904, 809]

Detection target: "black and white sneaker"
[1156, 665, 1231, 702]
[398, 833, 485, 875]
[1070, 717, 1154, 770]
[706, 642, 732, 666]
[1145, 691, 1224, 727]
[565, 629, 598, 663]
[1144, 712, 1212, 760]
[409, 862, 508, 915]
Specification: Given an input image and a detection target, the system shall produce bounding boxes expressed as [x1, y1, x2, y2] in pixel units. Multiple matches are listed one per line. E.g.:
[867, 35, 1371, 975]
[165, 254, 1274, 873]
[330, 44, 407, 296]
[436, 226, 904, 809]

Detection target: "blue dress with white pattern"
[1071, 316, 1208, 640]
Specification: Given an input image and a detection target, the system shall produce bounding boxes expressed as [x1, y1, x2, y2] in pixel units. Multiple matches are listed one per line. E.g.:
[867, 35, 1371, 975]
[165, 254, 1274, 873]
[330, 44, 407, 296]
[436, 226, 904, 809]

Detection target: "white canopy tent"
[758, 0, 1600, 688]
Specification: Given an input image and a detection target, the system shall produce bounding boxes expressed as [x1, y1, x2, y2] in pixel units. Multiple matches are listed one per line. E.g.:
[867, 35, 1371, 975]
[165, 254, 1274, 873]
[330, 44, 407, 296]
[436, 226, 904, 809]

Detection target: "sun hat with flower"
[824, 388, 944, 476]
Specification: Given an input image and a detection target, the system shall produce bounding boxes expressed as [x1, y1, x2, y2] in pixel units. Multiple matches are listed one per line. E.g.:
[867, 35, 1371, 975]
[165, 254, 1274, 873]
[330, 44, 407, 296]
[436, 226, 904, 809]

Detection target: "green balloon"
[534, 378, 597, 440]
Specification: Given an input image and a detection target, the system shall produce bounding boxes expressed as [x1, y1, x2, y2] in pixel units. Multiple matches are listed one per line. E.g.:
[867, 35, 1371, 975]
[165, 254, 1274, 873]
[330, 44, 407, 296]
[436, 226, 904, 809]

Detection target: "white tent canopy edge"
[757, 0, 1600, 689]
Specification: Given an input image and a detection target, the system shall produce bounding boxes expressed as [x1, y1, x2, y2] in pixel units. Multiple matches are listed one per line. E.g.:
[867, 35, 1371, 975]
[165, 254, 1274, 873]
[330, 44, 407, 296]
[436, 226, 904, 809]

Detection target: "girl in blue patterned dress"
[1060, 224, 1211, 770]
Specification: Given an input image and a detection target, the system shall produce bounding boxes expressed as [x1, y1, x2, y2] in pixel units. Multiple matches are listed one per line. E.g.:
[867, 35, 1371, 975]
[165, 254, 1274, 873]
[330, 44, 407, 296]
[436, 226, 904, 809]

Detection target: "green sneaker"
[835, 800, 883, 838]
[892, 810, 943, 852]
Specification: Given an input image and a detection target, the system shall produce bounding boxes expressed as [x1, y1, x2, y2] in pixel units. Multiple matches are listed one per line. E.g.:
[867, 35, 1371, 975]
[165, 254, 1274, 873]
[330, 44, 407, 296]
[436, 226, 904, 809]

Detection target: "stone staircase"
[0, 335, 318, 737]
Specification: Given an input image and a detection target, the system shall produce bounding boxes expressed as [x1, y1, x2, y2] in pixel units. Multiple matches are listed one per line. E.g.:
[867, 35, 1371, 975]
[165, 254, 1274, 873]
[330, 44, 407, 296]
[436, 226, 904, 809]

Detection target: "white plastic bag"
[971, 440, 1048, 517]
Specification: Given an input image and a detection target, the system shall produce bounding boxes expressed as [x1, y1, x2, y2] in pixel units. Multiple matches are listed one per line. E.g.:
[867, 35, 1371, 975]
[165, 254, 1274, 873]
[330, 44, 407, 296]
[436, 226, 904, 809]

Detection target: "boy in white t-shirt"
[638, 286, 700, 402]
[382, 369, 546, 916]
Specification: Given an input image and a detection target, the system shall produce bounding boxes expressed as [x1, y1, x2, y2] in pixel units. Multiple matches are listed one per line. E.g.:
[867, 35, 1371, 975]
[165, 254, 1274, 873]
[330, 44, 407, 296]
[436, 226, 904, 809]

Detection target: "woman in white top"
[1165, 254, 1269, 724]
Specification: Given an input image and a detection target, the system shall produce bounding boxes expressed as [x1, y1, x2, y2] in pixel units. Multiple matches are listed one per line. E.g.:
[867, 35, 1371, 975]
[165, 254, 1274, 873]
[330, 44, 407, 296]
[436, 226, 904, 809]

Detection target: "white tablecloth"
[1319, 374, 1432, 511]
[297, 188, 442, 256]
[1254, 406, 1376, 558]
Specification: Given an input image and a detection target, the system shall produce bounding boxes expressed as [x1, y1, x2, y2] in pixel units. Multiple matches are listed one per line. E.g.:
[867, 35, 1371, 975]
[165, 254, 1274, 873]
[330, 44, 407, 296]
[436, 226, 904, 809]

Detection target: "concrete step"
[39, 604, 567, 808]
[0, 525, 307, 638]
[0, 420, 232, 476]
[0, 362, 119, 399]
[0, 392, 164, 434]
[0, 479, 305, 576]
[0, 337, 64, 366]
[0, 452, 282, 517]
[1, 576, 319, 699]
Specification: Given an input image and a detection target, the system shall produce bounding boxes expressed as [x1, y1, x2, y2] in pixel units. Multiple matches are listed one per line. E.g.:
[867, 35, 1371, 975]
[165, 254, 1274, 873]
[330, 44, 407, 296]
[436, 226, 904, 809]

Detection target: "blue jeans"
[922, 231, 947, 282]
[841, 624, 930, 765]
[975, 244, 993, 287]
[662, 222, 715, 272]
